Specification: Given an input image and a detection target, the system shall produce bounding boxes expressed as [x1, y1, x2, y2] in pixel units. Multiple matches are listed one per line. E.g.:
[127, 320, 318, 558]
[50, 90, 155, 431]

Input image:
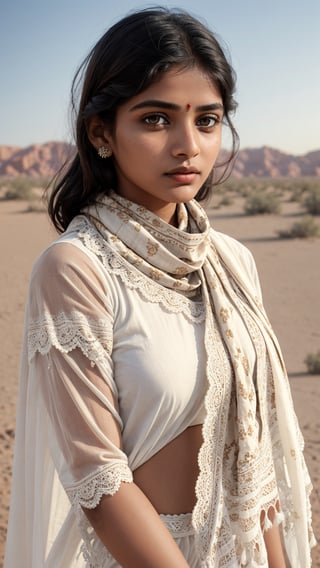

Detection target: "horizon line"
[0, 140, 319, 158]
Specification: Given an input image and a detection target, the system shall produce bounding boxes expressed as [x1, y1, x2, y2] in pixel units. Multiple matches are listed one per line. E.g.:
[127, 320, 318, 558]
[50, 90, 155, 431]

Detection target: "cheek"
[203, 136, 221, 157]
[115, 131, 160, 156]
[209, 134, 222, 156]
[112, 140, 155, 178]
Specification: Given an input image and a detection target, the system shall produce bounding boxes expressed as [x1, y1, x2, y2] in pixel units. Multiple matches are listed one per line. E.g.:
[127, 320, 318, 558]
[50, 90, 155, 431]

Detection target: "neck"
[168, 207, 179, 227]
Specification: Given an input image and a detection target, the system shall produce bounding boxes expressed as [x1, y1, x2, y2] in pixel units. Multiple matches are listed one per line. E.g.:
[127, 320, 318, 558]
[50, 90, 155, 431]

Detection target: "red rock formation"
[0, 142, 75, 178]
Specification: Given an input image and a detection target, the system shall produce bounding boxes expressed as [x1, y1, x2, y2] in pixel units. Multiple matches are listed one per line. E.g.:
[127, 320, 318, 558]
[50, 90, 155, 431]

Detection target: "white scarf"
[84, 192, 314, 567]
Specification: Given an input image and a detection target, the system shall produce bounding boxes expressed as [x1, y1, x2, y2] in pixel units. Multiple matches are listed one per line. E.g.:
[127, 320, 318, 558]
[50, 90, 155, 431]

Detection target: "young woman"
[5, 7, 314, 567]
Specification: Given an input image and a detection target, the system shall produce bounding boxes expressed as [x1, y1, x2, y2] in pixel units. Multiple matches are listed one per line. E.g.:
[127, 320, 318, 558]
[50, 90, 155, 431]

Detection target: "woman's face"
[105, 66, 223, 224]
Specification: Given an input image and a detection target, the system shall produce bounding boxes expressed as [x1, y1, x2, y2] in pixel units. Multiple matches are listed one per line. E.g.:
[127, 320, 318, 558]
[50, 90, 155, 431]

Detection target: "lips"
[165, 166, 200, 185]
[165, 166, 200, 175]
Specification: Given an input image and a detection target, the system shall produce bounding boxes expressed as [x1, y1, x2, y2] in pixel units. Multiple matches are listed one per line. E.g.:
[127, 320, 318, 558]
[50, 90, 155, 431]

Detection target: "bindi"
[186, 103, 191, 111]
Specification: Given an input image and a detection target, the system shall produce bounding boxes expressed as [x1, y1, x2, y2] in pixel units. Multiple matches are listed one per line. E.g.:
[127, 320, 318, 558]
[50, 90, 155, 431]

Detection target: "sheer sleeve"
[26, 241, 133, 509]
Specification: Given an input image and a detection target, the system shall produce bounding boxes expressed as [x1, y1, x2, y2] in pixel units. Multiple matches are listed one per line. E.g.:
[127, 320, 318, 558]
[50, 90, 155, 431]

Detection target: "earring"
[98, 146, 112, 158]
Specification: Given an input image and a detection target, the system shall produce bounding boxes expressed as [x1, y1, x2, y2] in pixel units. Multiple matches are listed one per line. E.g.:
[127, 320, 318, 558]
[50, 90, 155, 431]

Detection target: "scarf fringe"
[262, 507, 284, 533]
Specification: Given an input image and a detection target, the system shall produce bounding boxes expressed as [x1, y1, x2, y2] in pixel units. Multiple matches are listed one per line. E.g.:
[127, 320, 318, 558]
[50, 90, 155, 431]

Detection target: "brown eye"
[143, 114, 169, 126]
[196, 115, 219, 128]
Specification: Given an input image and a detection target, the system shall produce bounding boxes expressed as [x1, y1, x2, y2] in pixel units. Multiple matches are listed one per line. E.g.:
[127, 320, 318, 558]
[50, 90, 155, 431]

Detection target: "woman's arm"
[264, 524, 289, 568]
[262, 506, 289, 568]
[84, 481, 189, 567]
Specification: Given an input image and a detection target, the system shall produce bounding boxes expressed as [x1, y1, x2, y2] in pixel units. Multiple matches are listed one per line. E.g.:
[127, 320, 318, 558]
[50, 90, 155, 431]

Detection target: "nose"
[171, 121, 200, 159]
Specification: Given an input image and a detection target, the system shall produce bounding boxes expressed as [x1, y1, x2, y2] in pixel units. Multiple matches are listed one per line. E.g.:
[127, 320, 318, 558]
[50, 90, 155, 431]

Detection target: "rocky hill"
[231, 146, 320, 178]
[0, 141, 319, 178]
[0, 142, 74, 178]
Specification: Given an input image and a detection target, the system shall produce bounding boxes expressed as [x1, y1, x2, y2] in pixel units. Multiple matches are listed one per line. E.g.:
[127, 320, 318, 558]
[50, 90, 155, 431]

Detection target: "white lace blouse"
[29, 232, 209, 502]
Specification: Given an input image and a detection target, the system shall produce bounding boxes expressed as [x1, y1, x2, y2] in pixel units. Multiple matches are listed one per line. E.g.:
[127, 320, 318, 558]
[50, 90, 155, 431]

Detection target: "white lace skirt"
[88, 513, 199, 567]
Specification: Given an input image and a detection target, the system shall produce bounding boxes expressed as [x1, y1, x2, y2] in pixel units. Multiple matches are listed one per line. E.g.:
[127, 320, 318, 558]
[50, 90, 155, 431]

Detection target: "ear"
[86, 115, 111, 151]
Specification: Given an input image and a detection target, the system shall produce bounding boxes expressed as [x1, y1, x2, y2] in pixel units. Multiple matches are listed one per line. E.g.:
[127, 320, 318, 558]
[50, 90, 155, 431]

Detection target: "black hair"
[48, 7, 239, 232]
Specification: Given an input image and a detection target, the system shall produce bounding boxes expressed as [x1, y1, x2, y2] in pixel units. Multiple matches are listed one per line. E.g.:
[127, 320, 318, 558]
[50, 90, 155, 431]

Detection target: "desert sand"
[0, 197, 319, 566]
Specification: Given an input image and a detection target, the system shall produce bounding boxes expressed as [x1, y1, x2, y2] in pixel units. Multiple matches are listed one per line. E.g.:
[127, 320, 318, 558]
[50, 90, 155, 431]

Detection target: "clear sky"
[1, 0, 319, 154]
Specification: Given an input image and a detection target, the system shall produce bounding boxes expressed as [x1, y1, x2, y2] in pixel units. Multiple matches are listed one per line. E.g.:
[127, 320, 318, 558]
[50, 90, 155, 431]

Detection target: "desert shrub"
[244, 192, 281, 215]
[304, 350, 320, 374]
[289, 187, 304, 203]
[268, 181, 288, 199]
[219, 178, 266, 198]
[217, 195, 234, 207]
[304, 185, 320, 215]
[219, 177, 320, 207]
[242, 179, 270, 197]
[3, 177, 34, 200]
[287, 178, 313, 202]
[24, 201, 46, 213]
[277, 216, 320, 239]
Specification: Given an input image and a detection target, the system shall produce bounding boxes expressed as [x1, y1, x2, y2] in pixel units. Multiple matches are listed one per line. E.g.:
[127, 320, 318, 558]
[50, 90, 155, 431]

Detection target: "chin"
[170, 187, 200, 203]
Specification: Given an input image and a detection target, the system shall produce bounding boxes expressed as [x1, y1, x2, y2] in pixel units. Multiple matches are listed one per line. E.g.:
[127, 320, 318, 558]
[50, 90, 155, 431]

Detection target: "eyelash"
[197, 116, 220, 128]
[142, 113, 221, 129]
[143, 113, 169, 126]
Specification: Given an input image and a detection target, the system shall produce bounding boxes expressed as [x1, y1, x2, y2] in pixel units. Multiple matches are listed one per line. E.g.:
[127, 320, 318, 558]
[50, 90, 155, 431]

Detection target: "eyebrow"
[129, 99, 224, 112]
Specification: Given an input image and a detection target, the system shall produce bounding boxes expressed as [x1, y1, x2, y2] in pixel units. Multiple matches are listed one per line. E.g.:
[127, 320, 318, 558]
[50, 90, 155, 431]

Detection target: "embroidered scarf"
[84, 192, 313, 567]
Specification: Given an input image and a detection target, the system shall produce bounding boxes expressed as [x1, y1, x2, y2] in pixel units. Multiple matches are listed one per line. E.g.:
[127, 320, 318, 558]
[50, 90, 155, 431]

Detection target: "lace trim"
[67, 461, 133, 509]
[74, 462, 132, 566]
[77, 509, 113, 566]
[69, 216, 206, 324]
[193, 291, 233, 564]
[160, 513, 195, 537]
[192, 285, 302, 566]
[77, 511, 196, 567]
[27, 310, 113, 363]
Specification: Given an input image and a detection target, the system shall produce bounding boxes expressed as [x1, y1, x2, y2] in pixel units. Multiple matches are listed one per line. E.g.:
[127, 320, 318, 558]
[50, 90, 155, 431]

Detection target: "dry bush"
[217, 195, 234, 207]
[0, 176, 49, 202]
[304, 351, 320, 374]
[2, 177, 34, 200]
[277, 216, 320, 239]
[244, 192, 281, 215]
[287, 178, 315, 202]
[303, 184, 320, 215]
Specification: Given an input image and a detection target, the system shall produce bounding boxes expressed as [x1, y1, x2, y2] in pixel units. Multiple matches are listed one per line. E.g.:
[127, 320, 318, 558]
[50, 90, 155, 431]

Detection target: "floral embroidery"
[146, 239, 159, 256]
[172, 266, 189, 276]
[220, 307, 230, 323]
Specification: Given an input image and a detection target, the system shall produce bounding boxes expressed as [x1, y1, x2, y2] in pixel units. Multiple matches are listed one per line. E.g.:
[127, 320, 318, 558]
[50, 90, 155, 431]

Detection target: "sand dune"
[0, 198, 319, 566]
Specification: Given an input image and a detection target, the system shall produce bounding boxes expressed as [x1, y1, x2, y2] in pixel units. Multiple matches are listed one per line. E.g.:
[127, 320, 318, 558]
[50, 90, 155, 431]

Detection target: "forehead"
[127, 66, 222, 108]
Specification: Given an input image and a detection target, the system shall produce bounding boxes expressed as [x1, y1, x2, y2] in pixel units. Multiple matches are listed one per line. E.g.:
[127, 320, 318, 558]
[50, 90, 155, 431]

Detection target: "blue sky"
[1, 0, 319, 154]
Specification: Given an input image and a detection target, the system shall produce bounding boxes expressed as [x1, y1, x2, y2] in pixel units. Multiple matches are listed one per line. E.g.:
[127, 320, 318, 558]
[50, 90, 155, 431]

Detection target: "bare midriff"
[133, 425, 288, 566]
[133, 424, 203, 515]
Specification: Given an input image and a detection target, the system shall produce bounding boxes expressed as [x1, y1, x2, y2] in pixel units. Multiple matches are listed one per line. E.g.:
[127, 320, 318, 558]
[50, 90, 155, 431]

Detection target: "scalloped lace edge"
[67, 461, 133, 509]
[28, 310, 113, 363]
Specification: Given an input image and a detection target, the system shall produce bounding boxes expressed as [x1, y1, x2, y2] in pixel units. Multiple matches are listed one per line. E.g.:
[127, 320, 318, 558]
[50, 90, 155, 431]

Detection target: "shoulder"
[32, 239, 97, 282]
[29, 229, 110, 308]
[27, 235, 116, 323]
